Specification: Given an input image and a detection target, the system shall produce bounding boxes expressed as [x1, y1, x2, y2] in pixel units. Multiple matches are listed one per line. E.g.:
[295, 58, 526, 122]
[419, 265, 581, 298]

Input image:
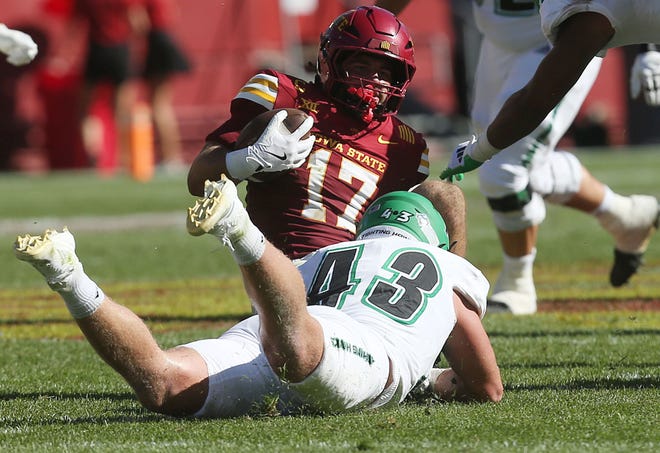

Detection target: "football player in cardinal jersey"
[187, 6, 467, 259]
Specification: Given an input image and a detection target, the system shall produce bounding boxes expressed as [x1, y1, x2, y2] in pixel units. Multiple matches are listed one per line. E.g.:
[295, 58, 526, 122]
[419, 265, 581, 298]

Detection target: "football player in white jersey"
[440, 0, 660, 305]
[0, 23, 37, 66]
[469, 1, 659, 314]
[14, 181, 502, 418]
[378, 0, 659, 314]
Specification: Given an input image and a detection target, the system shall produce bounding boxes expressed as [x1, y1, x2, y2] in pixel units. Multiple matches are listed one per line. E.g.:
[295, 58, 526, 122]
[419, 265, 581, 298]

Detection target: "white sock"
[593, 189, 632, 232]
[211, 197, 266, 266]
[57, 267, 105, 319]
[229, 224, 266, 266]
[592, 186, 615, 215]
[502, 248, 536, 278]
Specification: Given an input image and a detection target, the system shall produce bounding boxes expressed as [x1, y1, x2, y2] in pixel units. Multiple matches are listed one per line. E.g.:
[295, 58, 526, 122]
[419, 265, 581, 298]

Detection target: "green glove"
[440, 133, 501, 182]
[440, 155, 483, 181]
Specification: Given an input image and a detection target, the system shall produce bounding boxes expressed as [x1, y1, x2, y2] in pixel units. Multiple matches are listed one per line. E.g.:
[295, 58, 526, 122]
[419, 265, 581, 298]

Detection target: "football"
[235, 108, 311, 182]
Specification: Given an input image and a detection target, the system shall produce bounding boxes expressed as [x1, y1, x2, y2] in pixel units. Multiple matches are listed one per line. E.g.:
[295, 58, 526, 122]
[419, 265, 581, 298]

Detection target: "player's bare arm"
[487, 12, 614, 150]
[436, 292, 503, 403]
[438, 12, 616, 181]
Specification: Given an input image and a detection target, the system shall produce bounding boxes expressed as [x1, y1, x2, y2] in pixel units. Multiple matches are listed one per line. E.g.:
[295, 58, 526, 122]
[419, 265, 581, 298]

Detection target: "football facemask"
[317, 6, 416, 122]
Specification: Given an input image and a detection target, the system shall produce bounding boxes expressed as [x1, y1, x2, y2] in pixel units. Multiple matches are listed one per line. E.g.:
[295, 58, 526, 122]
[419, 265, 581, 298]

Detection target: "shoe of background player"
[14, 228, 81, 291]
[487, 250, 537, 315]
[187, 176, 245, 243]
[606, 196, 660, 287]
[488, 269, 537, 315]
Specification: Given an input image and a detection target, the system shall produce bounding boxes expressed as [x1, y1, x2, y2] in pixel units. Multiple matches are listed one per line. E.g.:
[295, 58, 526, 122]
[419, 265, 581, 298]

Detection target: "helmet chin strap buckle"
[347, 86, 379, 122]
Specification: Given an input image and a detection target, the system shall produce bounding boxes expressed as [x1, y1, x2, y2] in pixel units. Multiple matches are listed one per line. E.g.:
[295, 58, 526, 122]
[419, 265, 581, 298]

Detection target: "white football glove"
[225, 110, 315, 180]
[0, 24, 38, 66]
[630, 50, 660, 106]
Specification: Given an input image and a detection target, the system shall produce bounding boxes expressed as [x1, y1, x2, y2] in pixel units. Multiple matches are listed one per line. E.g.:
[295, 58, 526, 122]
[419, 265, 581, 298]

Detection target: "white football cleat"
[14, 228, 81, 290]
[488, 288, 537, 315]
[187, 176, 247, 243]
[488, 251, 537, 315]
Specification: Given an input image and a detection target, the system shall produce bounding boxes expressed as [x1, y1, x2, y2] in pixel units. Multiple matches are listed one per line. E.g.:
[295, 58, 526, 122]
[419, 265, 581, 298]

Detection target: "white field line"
[0, 211, 185, 235]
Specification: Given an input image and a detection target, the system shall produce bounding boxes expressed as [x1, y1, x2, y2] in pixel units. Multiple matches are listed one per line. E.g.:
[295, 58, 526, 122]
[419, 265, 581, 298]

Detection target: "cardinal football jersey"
[206, 70, 430, 258]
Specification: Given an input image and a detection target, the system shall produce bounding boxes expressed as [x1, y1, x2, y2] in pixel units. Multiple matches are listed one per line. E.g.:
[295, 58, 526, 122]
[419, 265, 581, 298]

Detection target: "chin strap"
[347, 86, 379, 122]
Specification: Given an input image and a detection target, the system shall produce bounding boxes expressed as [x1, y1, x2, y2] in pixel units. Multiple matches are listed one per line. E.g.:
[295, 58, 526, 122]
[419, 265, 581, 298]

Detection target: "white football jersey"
[297, 236, 490, 399]
[473, 0, 547, 52]
[540, 0, 660, 50]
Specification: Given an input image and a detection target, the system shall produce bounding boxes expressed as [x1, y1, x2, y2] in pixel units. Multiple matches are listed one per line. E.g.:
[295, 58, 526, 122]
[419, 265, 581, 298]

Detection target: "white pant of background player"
[472, 34, 645, 315]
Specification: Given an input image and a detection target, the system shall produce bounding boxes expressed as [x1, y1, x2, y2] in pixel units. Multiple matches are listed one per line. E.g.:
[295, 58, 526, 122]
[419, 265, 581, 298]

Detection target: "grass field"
[1, 147, 659, 451]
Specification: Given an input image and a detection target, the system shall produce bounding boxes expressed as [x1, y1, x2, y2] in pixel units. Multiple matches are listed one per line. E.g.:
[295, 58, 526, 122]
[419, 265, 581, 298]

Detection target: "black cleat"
[609, 249, 644, 287]
[609, 203, 659, 287]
